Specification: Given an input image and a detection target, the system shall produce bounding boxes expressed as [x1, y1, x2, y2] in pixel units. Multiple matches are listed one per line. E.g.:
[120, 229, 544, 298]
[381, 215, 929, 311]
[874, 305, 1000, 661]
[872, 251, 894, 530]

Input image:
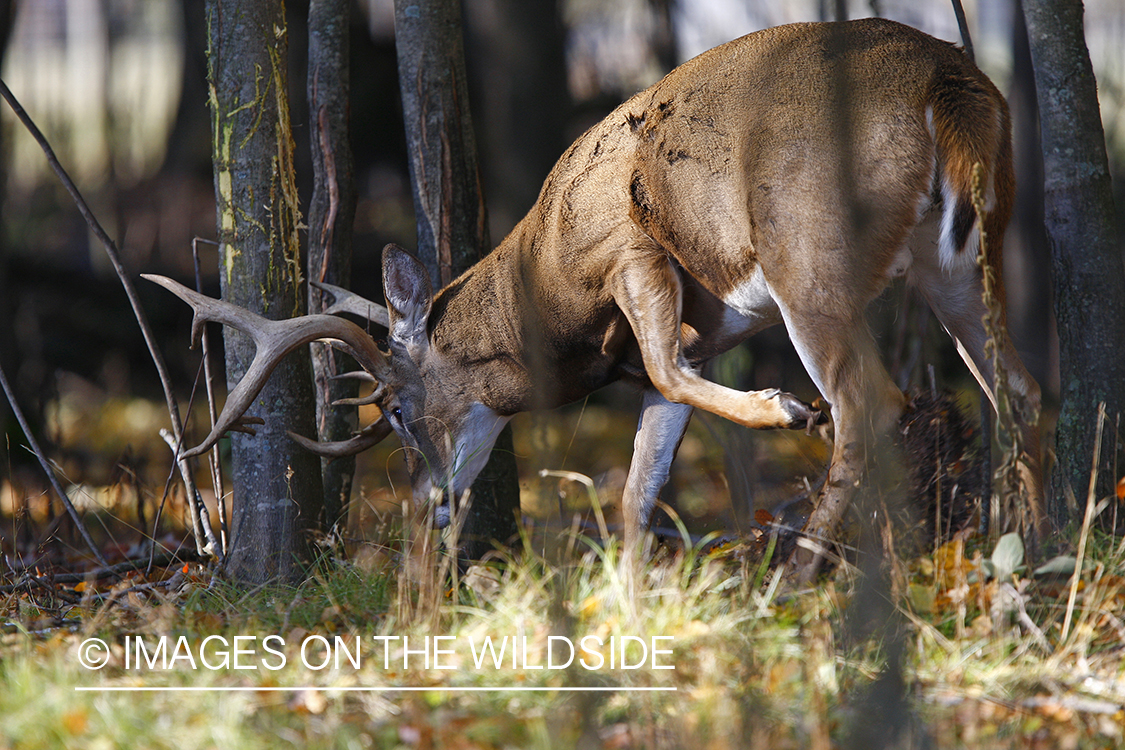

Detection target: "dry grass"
[3, 483, 1125, 749]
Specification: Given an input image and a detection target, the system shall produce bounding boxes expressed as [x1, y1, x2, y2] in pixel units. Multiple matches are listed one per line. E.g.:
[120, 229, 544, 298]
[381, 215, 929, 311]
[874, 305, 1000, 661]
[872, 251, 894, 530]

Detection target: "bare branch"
[159, 428, 222, 559]
[192, 238, 228, 554]
[0, 362, 109, 567]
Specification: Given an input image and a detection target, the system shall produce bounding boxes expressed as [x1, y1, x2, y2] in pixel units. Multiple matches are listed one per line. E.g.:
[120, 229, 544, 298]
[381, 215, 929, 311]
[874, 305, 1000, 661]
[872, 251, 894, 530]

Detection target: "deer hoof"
[774, 392, 828, 431]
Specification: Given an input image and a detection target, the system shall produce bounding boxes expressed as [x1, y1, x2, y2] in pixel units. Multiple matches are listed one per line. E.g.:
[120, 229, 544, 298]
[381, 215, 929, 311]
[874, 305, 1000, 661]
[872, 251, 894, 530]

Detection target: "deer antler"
[311, 281, 390, 328]
[143, 274, 391, 459]
[288, 419, 394, 458]
[310, 282, 391, 404]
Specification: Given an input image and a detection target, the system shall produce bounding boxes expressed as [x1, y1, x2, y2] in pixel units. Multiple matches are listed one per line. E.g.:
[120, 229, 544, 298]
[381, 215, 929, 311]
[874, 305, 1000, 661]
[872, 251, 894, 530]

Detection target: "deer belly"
[680, 265, 783, 361]
[718, 266, 782, 336]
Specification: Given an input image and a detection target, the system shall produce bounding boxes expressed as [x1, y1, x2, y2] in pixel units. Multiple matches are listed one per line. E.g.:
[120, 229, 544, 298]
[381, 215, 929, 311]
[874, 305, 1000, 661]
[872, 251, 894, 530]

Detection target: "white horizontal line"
[75, 685, 677, 693]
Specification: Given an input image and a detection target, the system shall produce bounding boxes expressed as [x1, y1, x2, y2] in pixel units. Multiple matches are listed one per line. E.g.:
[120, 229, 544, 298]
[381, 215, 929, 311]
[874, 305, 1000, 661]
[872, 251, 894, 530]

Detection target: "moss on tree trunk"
[207, 0, 324, 584]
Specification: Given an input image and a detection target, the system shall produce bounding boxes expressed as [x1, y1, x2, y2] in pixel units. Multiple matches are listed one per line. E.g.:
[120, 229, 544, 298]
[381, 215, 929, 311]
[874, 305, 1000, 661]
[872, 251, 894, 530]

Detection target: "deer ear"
[382, 244, 433, 348]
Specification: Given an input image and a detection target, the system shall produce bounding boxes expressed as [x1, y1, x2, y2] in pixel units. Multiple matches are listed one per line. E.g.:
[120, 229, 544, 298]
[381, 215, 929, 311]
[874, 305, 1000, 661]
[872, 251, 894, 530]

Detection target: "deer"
[146, 18, 1049, 582]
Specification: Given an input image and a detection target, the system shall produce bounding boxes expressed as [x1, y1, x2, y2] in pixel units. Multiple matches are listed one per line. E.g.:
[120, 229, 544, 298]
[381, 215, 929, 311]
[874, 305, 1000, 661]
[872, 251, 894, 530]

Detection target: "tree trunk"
[1006, 0, 1053, 394]
[206, 0, 324, 584]
[462, 0, 568, 239]
[1022, 0, 1125, 524]
[307, 0, 358, 531]
[393, 0, 520, 559]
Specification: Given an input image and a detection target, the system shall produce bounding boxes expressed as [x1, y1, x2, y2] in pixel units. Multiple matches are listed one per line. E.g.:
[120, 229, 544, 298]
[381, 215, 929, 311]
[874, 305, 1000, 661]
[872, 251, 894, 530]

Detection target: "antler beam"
[143, 274, 389, 459]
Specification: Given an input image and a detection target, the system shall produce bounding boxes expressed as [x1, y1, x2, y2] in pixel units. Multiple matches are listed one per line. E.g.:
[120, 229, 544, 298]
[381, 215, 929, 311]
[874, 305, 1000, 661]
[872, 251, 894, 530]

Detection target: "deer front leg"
[611, 255, 823, 431]
[621, 388, 694, 554]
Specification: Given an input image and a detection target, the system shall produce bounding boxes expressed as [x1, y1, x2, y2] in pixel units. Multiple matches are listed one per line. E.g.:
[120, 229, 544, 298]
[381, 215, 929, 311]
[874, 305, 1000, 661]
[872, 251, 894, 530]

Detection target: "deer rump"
[148, 18, 1046, 579]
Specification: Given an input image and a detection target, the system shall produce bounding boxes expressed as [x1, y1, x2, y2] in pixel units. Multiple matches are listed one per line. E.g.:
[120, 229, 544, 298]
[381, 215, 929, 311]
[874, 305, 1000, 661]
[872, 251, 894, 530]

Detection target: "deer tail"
[927, 66, 1015, 277]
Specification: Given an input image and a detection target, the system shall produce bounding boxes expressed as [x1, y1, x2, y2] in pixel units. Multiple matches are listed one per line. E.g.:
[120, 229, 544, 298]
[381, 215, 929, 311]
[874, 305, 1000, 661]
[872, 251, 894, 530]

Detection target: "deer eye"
[390, 407, 403, 423]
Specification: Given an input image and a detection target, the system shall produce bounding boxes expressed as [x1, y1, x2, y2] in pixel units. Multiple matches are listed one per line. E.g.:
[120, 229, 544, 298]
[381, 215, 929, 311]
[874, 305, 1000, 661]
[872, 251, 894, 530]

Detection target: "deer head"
[366, 245, 513, 520]
[144, 243, 514, 527]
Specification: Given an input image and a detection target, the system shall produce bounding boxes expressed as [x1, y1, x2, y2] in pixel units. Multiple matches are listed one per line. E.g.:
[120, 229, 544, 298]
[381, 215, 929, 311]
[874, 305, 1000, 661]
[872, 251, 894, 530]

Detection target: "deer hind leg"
[914, 264, 1048, 539]
[621, 388, 693, 554]
[611, 252, 824, 431]
[776, 300, 908, 583]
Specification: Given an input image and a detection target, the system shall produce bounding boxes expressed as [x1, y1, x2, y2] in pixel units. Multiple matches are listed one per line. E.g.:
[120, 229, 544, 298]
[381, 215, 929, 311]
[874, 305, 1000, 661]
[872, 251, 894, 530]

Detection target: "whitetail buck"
[148, 18, 1048, 580]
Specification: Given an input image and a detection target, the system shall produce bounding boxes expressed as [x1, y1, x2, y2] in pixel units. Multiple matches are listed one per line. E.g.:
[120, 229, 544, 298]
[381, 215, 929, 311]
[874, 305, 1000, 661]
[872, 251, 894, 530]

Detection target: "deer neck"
[427, 235, 539, 415]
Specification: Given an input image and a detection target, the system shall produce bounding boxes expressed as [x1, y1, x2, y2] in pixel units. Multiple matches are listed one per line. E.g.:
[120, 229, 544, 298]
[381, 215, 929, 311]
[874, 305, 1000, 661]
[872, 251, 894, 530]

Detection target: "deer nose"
[409, 478, 452, 529]
[433, 503, 451, 529]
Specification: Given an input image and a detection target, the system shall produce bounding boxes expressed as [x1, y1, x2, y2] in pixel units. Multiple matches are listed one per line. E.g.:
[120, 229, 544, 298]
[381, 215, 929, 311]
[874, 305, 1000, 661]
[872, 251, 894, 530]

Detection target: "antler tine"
[288, 418, 394, 458]
[332, 391, 383, 407]
[311, 281, 390, 328]
[142, 274, 389, 458]
[327, 374, 382, 407]
[330, 371, 377, 384]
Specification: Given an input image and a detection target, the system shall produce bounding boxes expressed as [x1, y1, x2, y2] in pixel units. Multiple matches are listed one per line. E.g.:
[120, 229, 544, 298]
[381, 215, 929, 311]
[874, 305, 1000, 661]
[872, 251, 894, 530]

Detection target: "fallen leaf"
[62, 709, 89, 735]
[289, 689, 328, 715]
[983, 533, 1025, 581]
[463, 564, 502, 601]
[1034, 556, 1079, 577]
[909, 583, 935, 614]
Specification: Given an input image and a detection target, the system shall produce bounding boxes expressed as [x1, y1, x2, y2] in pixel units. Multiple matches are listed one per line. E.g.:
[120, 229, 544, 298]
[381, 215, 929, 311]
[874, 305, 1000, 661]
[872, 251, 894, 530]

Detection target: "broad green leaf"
[988, 532, 1025, 580]
[1033, 555, 1080, 577]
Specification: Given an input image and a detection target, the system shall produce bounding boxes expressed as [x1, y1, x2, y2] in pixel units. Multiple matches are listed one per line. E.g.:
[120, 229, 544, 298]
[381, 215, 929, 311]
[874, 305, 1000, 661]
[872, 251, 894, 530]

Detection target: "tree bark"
[307, 0, 358, 531]
[206, 0, 324, 584]
[1006, 0, 1053, 393]
[393, 0, 520, 559]
[1022, 0, 1125, 523]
